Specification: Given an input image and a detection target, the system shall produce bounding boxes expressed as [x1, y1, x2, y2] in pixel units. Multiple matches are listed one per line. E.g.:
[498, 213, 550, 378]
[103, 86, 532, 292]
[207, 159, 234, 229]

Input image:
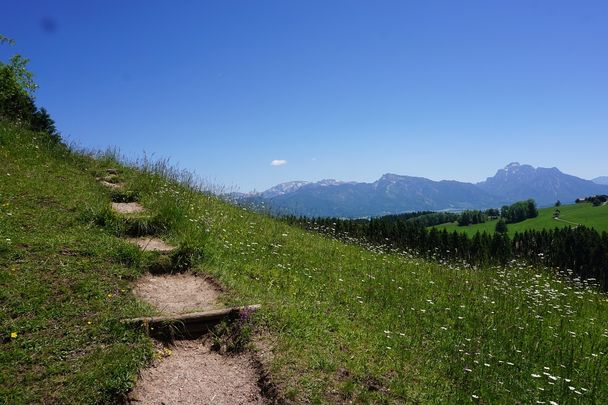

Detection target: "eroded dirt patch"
[126, 237, 175, 252]
[133, 273, 221, 314]
[128, 340, 265, 405]
[111, 202, 145, 214]
[100, 180, 123, 189]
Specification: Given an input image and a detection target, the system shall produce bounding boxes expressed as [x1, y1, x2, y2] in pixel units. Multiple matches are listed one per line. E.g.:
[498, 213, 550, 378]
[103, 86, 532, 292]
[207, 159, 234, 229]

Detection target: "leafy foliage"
[501, 199, 538, 224]
[0, 35, 59, 141]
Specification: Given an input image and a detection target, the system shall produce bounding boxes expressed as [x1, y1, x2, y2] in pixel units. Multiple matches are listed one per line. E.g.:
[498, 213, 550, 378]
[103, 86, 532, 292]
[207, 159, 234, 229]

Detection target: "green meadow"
[434, 203, 608, 236]
[2, 123, 608, 403]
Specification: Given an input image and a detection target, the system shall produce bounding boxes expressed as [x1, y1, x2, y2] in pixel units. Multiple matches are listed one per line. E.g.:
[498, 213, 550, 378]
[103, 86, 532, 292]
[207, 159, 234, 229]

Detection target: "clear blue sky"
[3, 1, 607, 191]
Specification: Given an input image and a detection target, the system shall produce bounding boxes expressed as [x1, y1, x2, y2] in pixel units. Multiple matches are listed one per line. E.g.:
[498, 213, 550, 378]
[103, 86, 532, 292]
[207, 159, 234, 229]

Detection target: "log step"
[123, 305, 261, 340]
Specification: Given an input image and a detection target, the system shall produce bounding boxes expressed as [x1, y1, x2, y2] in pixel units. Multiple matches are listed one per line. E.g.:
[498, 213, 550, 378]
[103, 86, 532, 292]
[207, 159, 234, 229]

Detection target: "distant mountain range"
[238, 163, 608, 218]
[593, 176, 608, 185]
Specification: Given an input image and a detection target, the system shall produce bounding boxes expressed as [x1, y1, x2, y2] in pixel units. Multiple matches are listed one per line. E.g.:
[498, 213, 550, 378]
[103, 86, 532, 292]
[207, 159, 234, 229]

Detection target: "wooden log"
[122, 304, 261, 340]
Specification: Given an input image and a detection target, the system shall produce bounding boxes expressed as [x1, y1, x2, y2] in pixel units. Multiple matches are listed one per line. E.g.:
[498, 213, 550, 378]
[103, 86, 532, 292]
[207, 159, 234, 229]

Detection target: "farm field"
[2, 124, 608, 403]
[433, 203, 608, 236]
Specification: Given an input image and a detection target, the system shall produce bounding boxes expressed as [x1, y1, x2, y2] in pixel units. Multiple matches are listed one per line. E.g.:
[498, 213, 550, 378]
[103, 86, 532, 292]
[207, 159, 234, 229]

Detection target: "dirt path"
[126, 237, 175, 252]
[129, 273, 266, 404]
[101, 176, 269, 404]
[111, 202, 145, 214]
[128, 340, 264, 405]
[133, 273, 221, 315]
[554, 217, 581, 227]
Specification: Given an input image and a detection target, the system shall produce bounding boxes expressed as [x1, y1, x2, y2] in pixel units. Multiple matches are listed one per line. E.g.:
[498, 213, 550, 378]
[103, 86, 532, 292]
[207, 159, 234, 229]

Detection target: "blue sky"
[2, 1, 607, 191]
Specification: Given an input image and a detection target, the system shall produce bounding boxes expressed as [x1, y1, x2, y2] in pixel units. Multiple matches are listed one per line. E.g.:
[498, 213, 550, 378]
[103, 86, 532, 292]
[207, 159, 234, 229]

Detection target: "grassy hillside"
[0, 124, 153, 403]
[2, 123, 608, 403]
[434, 203, 608, 236]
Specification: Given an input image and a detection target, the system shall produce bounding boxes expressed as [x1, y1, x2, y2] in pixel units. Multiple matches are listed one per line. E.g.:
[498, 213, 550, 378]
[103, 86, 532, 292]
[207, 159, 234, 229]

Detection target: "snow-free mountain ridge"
[592, 176, 608, 186]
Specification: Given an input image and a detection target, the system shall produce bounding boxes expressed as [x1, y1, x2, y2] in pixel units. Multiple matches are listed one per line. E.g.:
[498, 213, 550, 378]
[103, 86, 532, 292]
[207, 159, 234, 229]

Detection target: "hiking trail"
[97, 169, 268, 404]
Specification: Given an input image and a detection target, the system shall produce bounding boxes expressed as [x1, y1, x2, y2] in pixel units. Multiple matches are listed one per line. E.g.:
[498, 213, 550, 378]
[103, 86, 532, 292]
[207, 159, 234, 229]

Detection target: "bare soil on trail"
[125, 210, 269, 403]
[126, 237, 175, 252]
[128, 340, 265, 405]
[111, 202, 145, 214]
[133, 274, 221, 315]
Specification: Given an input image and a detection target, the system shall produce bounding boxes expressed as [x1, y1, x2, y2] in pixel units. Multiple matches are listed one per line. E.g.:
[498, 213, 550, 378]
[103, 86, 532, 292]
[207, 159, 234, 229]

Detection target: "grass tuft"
[211, 308, 254, 354]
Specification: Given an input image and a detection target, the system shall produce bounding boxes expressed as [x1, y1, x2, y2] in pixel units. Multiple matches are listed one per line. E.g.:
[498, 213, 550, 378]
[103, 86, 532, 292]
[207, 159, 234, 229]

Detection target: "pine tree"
[495, 219, 508, 234]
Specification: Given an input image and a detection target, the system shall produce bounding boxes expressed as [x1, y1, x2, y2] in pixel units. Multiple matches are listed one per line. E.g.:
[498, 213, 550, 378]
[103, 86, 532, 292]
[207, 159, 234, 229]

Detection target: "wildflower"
[10, 332, 17, 339]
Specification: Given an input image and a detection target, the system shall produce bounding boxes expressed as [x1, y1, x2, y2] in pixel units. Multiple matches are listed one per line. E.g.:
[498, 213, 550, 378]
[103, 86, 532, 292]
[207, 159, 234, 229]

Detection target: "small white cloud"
[270, 159, 287, 166]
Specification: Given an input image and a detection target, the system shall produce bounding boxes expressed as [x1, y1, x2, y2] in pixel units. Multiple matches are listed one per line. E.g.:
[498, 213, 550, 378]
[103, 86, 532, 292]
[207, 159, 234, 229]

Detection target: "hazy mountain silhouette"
[244, 163, 608, 217]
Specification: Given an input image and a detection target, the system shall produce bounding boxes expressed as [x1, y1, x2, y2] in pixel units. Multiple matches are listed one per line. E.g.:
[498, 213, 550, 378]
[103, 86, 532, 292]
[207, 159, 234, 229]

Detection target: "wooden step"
[123, 305, 261, 340]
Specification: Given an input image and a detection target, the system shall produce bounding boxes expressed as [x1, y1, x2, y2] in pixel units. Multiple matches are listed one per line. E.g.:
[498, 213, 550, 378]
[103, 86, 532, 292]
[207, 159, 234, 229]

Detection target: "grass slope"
[2, 123, 608, 403]
[0, 124, 153, 403]
[434, 203, 608, 236]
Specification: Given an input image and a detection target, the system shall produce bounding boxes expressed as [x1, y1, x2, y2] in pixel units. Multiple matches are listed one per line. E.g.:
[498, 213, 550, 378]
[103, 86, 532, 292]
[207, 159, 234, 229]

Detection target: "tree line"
[282, 212, 608, 290]
[576, 195, 608, 207]
[456, 200, 538, 227]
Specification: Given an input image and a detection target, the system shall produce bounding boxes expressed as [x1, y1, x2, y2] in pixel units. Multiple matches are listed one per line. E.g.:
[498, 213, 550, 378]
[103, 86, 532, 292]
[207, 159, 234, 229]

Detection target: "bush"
[495, 219, 508, 234]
